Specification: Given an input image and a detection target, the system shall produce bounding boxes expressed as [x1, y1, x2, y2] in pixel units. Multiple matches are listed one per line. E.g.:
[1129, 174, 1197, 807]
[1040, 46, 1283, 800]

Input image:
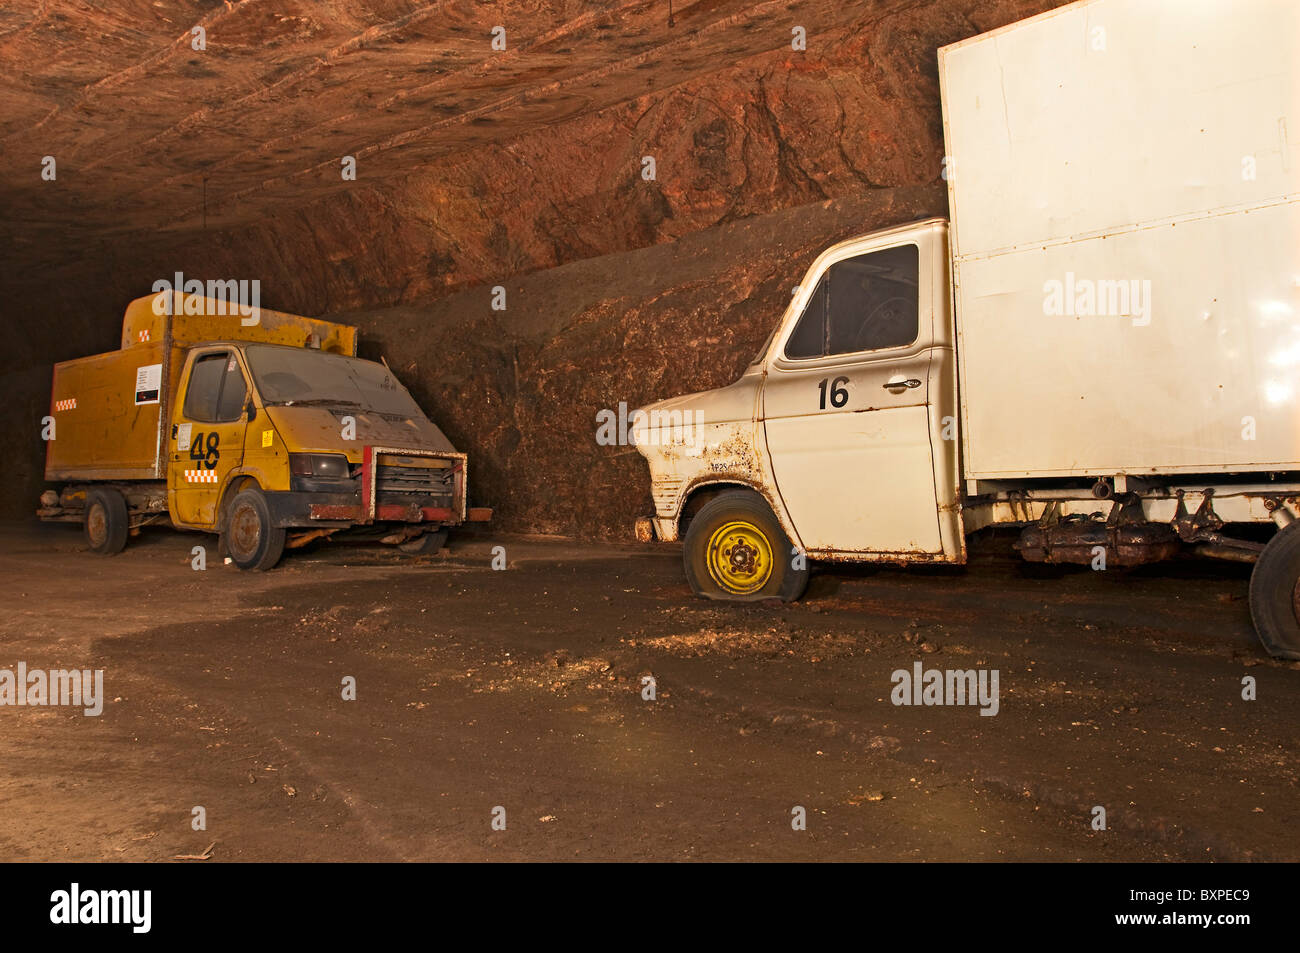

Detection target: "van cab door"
[168, 348, 250, 528]
[761, 228, 950, 557]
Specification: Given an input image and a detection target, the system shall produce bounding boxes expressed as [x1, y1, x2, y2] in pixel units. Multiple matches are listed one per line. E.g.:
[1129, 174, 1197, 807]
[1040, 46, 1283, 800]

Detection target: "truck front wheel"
[222, 487, 286, 571]
[1248, 521, 1300, 660]
[84, 487, 129, 555]
[683, 489, 808, 602]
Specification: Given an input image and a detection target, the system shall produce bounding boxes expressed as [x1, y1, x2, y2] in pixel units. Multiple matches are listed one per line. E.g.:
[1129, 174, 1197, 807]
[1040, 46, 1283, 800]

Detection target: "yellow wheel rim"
[706, 520, 774, 595]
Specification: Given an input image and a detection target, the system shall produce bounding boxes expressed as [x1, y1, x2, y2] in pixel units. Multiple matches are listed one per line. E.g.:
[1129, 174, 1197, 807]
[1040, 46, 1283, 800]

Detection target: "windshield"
[244, 345, 426, 417]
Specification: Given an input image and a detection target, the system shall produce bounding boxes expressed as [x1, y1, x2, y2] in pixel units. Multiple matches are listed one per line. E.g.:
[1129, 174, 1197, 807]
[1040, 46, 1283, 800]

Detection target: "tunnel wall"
[3, 0, 1065, 534]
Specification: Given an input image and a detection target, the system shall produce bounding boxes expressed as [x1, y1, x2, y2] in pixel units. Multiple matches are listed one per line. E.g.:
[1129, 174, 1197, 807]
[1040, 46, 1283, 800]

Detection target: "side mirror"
[245, 399, 256, 422]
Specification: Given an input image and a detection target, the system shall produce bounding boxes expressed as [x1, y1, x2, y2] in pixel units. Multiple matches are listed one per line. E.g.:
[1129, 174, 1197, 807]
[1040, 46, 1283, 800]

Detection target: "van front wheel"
[683, 489, 808, 602]
[223, 487, 286, 571]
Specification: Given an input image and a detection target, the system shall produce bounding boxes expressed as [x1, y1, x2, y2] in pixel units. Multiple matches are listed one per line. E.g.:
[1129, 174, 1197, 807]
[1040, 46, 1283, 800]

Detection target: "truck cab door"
[761, 229, 952, 558]
[168, 348, 250, 528]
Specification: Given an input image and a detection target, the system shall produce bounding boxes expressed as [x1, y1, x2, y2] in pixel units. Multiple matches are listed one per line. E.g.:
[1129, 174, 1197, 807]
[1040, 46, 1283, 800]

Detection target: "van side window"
[784, 244, 920, 359]
[216, 356, 248, 421]
[183, 352, 245, 423]
[784, 274, 828, 360]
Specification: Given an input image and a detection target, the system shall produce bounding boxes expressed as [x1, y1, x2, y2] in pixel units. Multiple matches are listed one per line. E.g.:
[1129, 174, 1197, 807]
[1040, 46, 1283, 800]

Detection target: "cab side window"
[784, 274, 828, 360]
[183, 352, 246, 423]
[216, 358, 248, 421]
[784, 244, 920, 360]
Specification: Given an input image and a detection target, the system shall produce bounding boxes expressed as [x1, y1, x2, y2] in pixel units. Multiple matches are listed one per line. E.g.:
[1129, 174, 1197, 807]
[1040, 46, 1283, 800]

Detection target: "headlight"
[289, 453, 351, 480]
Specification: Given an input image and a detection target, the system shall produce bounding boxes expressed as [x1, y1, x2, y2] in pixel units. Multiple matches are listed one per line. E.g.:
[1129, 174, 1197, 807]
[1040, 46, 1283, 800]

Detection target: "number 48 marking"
[817, 376, 849, 409]
[189, 432, 220, 469]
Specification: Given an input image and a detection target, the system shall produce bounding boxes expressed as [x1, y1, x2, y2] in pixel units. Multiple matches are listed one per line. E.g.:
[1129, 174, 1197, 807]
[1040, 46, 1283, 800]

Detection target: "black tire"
[682, 489, 809, 602]
[398, 529, 449, 555]
[1248, 521, 1300, 660]
[84, 487, 129, 555]
[221, 487, 286, 571]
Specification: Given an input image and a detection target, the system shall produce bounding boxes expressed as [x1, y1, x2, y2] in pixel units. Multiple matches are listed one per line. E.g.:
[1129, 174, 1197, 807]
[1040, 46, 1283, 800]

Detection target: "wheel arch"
[676, 478, 801, 549]
[217, 472, 262, 533]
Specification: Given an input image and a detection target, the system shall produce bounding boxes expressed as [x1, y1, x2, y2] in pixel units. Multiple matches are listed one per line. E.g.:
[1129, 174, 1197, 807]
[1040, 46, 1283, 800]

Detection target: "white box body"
[939, 0, 1300, 479]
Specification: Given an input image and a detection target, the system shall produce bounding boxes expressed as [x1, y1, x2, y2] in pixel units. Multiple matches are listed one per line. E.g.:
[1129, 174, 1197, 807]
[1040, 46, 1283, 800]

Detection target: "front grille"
[369, 449, 465, 520]
[375, 464, 454, 496]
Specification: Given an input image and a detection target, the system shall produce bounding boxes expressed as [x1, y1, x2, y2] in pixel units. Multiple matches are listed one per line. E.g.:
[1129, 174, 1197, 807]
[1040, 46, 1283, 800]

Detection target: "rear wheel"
[398, 529, 448, 555]
[84, 487, 128, 555]
[1248, 521, 1300, 660]
[683, 489, 808, 602]
[222, 487, 286, 571]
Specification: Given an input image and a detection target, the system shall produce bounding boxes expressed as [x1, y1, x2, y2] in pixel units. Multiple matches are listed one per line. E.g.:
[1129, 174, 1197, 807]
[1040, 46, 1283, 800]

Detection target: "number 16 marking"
[817, 376, 849, 409]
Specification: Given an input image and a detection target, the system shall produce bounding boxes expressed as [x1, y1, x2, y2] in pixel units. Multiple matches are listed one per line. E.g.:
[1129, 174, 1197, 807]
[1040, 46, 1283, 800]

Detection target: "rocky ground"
[1, 521, 1294, 862]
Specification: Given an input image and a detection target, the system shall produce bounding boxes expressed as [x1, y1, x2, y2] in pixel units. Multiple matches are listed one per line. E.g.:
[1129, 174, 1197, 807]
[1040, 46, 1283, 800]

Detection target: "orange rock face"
[2, 0, 1067, 528]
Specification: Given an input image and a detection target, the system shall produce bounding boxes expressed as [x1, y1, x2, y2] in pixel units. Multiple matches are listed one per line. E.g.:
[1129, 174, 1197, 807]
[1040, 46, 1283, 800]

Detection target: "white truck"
[631, 0, 1300, 659]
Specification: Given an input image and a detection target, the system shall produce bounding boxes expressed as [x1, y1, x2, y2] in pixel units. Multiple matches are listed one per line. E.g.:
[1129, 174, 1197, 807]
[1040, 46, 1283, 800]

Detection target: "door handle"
[884, 378, 922, 391]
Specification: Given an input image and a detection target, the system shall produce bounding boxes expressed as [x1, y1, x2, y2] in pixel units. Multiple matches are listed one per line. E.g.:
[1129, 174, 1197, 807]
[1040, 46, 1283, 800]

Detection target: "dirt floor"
[0, 521, 1295, 862]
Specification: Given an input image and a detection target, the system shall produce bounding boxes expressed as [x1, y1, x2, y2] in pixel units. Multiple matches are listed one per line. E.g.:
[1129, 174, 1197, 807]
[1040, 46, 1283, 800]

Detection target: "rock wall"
[3, 0, 1068, 527]
[345, 186, 945, 538]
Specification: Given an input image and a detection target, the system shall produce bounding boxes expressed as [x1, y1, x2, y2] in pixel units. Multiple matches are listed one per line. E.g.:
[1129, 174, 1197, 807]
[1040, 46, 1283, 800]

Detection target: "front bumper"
[269, 445, 491, 528]
[634, 515, 677, 543]
[263, 490, 492, 528]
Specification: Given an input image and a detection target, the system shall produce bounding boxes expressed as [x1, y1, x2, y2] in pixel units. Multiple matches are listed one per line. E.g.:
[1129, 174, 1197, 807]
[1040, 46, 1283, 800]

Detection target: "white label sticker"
[134, 363, 162, 405]
[176, 422, 192, 449]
